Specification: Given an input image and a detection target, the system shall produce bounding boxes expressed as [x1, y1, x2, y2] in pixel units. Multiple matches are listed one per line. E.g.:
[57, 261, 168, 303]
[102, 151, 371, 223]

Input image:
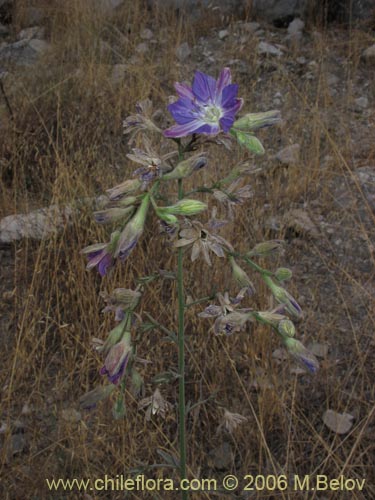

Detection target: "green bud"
[233, 110, 281, 132]
[247, 240, 284, 257]
[229, 256, 255, 294]
[161, 153, 207, 180]
[277, 319, 296, 338]
[155, 209, 178, 225]
[275, 267, 293, 282]
[163, 199, 207, 216]
[106, 179, 142, 201]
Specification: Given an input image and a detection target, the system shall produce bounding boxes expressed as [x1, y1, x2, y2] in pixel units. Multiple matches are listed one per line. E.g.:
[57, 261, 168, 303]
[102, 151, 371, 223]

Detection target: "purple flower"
[100, 332, 132, 385]
[82, 231, 120, 277]
[164, 68, 243, 138]
[83, 244, 114, 277]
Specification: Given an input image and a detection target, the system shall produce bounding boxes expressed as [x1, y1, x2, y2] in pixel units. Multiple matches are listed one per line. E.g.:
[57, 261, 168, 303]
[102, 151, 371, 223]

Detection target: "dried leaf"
[323, 410, 354, 434]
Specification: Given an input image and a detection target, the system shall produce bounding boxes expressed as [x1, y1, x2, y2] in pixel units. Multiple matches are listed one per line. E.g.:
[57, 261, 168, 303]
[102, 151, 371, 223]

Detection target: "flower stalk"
[176, 144, 188, 500]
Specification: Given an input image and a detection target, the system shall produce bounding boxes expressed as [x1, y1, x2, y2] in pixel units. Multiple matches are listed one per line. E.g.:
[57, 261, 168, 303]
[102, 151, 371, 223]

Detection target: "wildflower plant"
[80, 68, 319, 497]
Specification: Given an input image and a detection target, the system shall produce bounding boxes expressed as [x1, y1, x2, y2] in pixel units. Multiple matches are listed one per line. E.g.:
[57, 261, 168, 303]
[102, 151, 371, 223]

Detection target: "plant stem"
[177, 147, 188, 499]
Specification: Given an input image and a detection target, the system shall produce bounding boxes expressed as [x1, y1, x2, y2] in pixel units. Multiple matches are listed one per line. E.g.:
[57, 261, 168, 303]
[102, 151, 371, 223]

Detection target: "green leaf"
[230, 129, 265, 155]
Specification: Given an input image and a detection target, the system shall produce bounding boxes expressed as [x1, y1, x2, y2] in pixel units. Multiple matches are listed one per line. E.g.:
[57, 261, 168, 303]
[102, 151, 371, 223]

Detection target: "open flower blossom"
[164, 67, 243, 138]
[82, 230, 120, 277]
[199, 289, 253, 335]
[138, 388, 172, 421]
[174, 220, 233, 266]
[100, 330, 132, 385]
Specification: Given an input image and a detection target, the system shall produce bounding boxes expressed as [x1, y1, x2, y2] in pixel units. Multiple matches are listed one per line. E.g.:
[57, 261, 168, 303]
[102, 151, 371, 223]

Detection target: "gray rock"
[17, 26, 45, 41]
[258, 41, 283, 57]
[135, 42, 148, 54]
[0, 23, 9, 37]
[93, 0, 124, 11]
[362, 44, 375, 64]
[287, 17, 304, 37]
[140, 28, 154, 40]
[356, 167, 375, 212]
[354, 96, 369, 111]
[22, 7, 46, 26]
[326, 73, 339, 86]
[176, 42, 191, 62]
[0, 38, 49, 66]
[252, 0, 308, 21]
[110, 63, 128, 85]
[218, 29, 229, 40]
[276, 144, 300, 165]
[242, 22, 260, 33]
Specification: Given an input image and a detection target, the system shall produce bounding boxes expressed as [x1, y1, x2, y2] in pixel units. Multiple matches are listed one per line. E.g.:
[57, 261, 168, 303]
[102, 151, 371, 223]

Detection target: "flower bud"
[156, 210, 178, 225]
[277, 319, 296, 338]
[100, 330, 132, 385]
[263, 276, 302, 320]
[275, 267, 293, 282]
[233, 110, 281, 132]
[106, 179, 142, 201]
[283, 337, 319, 373]
[161, 199, 207, 216]
[96, 317, 130, 355]
[229, 256, 255, 295]
[93, 206, 135, 225]
[247, 240, 284, 257]
[162, 153, 207, 180]
[114, 194, 150, 260]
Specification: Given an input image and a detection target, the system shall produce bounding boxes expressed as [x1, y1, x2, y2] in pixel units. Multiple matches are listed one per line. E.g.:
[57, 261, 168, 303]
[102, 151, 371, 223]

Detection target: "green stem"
[177, 146, 188, 500]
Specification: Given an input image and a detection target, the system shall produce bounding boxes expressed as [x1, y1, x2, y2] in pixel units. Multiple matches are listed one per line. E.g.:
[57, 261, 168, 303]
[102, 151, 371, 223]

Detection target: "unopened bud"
[233, 110, 281, 132]
[275, 267, 293, 281]
[162, 153, 207, 180]
[277, 319, 296, 338]
[247, 240, 284, 257]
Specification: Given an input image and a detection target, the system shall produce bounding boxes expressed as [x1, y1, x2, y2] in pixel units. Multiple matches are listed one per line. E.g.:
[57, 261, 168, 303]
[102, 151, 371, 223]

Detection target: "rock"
[242, 21, 260, 34]
[135, 42, 148, 54]
[252, 0, 308, 22]
[0, 205, 74, 243]
[287, 17, 304, 37]
[17, 26, 45, 41]
[21, 7, 46, 26]
[0, 38, 49, 66]
[176, 41, 191, 62]
[208, 442, 233, 469]
[110, 63, 128, 85]
[362, 44, 375, 64]
[0, 197, 106, 243]
[140, 28, 153, 40]
[257, 41, 283, 57]
[354, 96, 368, 111]
[61, 408, 82, 423]
[282, 209, 320, 238]
[93, 0, 124, 11]
[355, 167, 375, 212]
[218, 29, 229, 40]
[323, 410, 354, 435]
[326, 73, 339, 86]
[276, 144, 300, 165]
[0, 23, 9, 36]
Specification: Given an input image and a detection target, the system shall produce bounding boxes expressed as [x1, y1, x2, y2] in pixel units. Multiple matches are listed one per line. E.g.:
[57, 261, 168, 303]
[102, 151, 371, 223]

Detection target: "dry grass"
[0, 1, 374, 499]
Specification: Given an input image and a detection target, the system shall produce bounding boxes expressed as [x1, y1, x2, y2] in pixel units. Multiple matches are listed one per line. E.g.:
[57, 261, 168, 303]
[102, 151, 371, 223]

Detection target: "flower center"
[202, 105, 222, 124]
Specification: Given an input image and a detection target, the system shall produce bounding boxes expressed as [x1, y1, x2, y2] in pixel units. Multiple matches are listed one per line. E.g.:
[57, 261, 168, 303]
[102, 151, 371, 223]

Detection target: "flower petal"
[174, 82, 194, 100]
[216, 67, 232, 99]
[163, 119, 206, 138]
[192, 71, 217, 104]
[167, 97, 198, 125]
[221, 84, 239, 108]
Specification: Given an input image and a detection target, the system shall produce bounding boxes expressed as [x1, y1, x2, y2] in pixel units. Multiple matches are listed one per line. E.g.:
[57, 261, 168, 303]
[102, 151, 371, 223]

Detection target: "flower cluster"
[81, 66, 319, 420]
